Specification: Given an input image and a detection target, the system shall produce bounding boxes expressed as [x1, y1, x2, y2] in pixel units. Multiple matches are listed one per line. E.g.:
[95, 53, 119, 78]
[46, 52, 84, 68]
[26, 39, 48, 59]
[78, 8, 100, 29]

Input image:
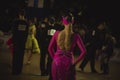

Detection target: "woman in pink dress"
[48, 12, 86, 80]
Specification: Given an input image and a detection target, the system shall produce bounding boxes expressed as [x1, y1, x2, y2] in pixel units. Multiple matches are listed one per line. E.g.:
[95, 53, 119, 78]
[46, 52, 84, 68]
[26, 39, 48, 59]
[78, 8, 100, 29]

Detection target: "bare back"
[57, 30, 74, 51]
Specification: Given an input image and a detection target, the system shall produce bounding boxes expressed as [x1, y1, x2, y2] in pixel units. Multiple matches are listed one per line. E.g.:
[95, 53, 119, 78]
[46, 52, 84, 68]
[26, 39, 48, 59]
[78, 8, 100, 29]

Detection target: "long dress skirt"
[25, 35, 40, 53]
[51, 51, 76, 80]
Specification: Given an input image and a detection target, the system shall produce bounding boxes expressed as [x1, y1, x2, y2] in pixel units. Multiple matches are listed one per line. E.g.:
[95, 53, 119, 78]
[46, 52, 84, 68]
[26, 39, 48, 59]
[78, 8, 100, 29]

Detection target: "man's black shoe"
[91, 70, 98, 73]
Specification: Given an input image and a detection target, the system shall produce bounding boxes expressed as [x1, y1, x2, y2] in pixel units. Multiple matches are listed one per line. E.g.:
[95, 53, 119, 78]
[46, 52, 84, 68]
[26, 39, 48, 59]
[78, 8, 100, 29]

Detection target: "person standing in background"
[36, 17, 49, 76]
[12, 9, 29, 75]
[79, 20, 108, 73]
[100, 33, 116, 75]
[47, 16, 57, 80]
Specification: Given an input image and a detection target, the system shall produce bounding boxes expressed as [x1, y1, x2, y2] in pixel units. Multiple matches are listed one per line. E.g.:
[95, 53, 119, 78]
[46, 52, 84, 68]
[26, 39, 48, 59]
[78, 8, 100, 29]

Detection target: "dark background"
[0, 0, 119, 43]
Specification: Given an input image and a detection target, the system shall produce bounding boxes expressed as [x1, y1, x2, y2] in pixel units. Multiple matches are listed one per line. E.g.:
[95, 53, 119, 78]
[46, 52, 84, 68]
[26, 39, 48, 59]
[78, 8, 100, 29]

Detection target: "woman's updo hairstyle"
[61, 9, 74, 25]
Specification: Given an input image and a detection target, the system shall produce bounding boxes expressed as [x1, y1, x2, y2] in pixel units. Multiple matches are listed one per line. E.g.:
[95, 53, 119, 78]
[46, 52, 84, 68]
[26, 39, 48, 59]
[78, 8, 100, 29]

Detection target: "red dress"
[48, 31, 86, 80]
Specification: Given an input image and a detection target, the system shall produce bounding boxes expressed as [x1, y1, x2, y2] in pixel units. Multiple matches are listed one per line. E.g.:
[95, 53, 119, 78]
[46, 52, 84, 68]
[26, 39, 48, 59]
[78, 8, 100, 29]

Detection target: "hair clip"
[62, 17, 69, 25]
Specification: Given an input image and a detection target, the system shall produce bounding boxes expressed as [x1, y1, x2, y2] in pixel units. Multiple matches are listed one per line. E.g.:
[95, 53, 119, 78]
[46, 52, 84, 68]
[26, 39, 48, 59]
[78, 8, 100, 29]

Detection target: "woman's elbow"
[82, 49, 86, 55]
[48, 47, 51, 53]
[48, 45, 52, 53]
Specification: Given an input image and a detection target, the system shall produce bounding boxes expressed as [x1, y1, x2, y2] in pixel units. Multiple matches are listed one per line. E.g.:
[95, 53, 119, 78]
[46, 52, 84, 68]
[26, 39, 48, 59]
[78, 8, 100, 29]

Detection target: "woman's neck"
[64, 25, 73, 33]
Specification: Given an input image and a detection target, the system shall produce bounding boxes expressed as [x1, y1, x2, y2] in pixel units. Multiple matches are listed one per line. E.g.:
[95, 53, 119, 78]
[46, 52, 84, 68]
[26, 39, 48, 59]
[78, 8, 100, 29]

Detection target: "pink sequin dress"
[48, 31, 86, 80]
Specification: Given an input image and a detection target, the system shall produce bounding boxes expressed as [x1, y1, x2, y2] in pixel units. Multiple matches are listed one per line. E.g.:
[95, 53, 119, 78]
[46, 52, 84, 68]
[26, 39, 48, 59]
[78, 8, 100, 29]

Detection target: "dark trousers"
[12, 46, 25, 75]
[40, 45, 48, 74]
[101, 63, 109, 74]
[47, 54, 52, 80]
[80, 48, 96, 72]
[100, 54, 110, 74]
[40, 44, 52, 76]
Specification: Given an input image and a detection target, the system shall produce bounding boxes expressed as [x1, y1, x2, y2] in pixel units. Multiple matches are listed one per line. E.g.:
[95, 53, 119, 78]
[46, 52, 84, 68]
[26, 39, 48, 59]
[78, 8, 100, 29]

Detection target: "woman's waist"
[55, 50, 73, 58]
[27, 35, 36, 38]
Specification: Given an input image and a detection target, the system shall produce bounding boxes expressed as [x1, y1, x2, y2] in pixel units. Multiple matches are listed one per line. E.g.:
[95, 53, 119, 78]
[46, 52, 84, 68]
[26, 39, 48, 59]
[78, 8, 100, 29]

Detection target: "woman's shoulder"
[52, 30, 60, 37]
[54, 30, 60, 35]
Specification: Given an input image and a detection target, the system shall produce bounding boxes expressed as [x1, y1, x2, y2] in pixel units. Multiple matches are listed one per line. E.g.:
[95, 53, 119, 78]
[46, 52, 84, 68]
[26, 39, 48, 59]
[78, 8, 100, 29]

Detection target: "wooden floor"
[0, 42, 120, 80]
